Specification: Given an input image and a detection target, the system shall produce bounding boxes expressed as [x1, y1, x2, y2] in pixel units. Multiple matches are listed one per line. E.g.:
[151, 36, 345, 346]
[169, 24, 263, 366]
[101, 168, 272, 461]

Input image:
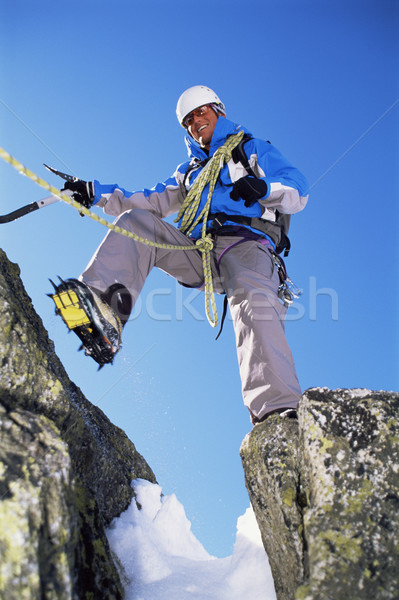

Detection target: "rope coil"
[0, 131, 244, 327]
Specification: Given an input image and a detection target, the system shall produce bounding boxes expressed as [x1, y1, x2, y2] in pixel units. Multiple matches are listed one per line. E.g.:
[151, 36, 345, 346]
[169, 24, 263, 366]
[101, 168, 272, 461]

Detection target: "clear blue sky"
[1, 0, 398, 558]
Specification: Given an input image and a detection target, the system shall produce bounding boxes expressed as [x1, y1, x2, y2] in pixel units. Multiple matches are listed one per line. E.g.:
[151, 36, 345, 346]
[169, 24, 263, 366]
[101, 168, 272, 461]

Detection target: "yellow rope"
[0, 132, 244, 327]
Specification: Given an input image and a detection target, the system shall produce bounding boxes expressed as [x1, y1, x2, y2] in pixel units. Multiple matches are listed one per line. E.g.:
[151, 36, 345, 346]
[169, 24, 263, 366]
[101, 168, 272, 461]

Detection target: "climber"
[50, 85, 309, 424]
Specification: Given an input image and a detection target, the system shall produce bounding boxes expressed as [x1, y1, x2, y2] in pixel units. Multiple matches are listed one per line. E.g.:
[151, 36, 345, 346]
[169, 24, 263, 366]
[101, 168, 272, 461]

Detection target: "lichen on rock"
[0, 404, 76, 599]
[241, 387, 399, 600]
[0, 248, 157, 598]
[240, 415, 304, 600]
[297, 388, 399, 600]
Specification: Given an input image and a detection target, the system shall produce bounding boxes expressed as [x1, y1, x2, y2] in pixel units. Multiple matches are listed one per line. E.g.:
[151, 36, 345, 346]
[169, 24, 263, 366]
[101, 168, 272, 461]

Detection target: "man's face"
[183, 104, 219, 149]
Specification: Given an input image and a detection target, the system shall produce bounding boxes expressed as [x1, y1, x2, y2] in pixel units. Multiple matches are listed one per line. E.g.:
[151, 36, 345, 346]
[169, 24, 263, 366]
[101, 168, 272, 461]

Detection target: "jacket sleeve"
[248, 139, 309, 214]
[93, 165, 188, 219]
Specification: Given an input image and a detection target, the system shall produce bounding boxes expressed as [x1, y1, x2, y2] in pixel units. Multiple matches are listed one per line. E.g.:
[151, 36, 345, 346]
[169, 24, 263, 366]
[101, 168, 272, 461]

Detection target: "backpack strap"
[230, 134, 291, 256]
[231, 133, 257, 178]
[183, 156, 210, 189]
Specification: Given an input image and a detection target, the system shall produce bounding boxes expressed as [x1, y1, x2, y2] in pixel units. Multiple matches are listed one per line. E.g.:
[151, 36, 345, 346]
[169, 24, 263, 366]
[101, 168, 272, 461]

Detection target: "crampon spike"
[49, 278, 59, 292]
[56, 276, 76, 305]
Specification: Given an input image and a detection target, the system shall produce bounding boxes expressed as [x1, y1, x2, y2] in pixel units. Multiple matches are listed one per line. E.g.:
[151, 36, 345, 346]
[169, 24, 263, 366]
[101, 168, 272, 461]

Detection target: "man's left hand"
[230, 176, 267, 207]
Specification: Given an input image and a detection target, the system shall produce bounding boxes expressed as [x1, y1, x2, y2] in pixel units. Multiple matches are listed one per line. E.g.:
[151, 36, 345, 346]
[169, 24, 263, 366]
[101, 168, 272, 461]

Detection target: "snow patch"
[106, 479, 276, 600]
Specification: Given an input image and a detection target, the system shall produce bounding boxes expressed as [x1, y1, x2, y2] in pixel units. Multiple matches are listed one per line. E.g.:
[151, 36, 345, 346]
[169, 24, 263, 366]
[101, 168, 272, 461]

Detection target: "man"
[51, 85, 309, 423]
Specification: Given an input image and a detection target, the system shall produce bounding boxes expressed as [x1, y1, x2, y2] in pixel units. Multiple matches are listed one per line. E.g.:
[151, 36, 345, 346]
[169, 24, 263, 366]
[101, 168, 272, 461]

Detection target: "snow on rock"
[106, 479, 276, 600]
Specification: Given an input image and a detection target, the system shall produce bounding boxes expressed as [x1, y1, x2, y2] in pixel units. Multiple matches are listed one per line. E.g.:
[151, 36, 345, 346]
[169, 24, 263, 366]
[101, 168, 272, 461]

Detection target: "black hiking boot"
[250, 407, 298, 425]
[49, 278, 123, 367]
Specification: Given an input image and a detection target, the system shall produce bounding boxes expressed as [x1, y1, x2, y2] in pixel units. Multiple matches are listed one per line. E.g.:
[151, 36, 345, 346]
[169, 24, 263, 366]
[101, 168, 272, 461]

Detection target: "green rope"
[0, 130, 245, 328]
[174, 129, 245, 325]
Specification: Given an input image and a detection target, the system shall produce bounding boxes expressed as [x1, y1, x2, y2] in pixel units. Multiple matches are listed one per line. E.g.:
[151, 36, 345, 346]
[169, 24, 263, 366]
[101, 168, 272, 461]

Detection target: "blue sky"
[1, 0, 398, 558]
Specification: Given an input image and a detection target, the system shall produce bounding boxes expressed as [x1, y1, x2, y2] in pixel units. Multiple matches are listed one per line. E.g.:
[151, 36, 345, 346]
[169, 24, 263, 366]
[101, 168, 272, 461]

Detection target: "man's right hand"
[62, 180, 95, 208]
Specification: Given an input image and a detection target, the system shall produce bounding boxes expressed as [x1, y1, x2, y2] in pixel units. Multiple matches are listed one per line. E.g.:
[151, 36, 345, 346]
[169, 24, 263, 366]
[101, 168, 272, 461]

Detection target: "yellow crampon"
[0, 132, 245, 328]
[52, 289, 91, 329]
[48, 277, 122, 367]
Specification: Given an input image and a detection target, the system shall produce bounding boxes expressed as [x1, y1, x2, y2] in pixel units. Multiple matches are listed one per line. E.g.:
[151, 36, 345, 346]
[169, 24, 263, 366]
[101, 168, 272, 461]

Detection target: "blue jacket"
[94, 117, 309, 243]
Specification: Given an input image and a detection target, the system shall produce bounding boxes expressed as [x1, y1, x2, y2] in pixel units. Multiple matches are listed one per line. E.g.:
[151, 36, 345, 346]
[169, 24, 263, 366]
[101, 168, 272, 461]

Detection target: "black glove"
[230, 176, 267, 207]
[62, 180, 95, 209]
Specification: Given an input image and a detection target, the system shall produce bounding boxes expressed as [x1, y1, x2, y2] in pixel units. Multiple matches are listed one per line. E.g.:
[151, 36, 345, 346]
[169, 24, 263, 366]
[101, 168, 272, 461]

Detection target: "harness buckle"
[213, 216, 225, 228]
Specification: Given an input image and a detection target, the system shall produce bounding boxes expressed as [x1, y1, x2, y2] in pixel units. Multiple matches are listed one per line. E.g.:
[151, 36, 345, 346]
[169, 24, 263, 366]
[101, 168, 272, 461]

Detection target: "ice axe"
[0, 164, 76, 224]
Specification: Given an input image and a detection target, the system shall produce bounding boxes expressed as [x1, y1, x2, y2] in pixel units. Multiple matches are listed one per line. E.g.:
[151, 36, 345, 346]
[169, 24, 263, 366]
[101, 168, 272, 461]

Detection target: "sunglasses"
[183, 105, 213, 129]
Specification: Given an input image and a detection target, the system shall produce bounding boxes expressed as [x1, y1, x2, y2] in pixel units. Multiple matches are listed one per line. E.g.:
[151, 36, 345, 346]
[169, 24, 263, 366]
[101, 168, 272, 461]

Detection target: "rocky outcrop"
[3, 243, 398, 600]
[0, 248, 156, 599]
[241, 413, 303, 600]
[241, 388, 399, 600]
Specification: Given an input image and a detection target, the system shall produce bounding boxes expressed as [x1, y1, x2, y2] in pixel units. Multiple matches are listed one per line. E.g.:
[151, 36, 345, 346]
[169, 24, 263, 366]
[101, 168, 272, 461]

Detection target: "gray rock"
[241, 388, 399, 600]
[0, 248, 156, 599]
[241, 414, 304, 600]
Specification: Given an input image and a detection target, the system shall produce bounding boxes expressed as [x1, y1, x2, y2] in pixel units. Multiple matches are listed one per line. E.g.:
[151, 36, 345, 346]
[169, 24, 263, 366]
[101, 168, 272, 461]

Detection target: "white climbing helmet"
[176, 85, 226, 126]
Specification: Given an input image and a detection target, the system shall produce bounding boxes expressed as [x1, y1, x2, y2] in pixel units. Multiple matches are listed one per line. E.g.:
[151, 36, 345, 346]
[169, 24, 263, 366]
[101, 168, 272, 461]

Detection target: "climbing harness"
[213, 231, 301, 340]
[0, 132, 245, 328]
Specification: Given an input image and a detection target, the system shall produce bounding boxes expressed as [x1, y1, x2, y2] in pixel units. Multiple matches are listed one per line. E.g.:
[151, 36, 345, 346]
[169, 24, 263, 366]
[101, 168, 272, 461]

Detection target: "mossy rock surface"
[241, 415, 304, 600]
[0, 248, 157, 598]
[241, 388, 399, 600]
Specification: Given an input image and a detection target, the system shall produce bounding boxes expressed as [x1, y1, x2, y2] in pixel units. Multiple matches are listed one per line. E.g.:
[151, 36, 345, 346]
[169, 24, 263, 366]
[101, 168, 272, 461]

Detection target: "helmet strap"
[210, 103, 225, 117]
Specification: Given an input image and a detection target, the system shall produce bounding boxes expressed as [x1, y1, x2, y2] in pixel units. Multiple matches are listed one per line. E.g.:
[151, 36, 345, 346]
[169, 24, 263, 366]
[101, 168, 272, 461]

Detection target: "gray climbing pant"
[80, 208, 301, 420]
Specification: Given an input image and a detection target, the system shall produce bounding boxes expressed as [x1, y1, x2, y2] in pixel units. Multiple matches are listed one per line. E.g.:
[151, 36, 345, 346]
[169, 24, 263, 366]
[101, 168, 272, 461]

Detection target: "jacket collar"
[184, 117, 251, 161]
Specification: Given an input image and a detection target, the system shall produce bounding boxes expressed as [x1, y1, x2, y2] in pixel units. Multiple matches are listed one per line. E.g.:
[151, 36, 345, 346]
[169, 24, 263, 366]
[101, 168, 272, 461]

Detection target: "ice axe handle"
[0, 193, 66, 224]
[0, 202, 40, 224]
